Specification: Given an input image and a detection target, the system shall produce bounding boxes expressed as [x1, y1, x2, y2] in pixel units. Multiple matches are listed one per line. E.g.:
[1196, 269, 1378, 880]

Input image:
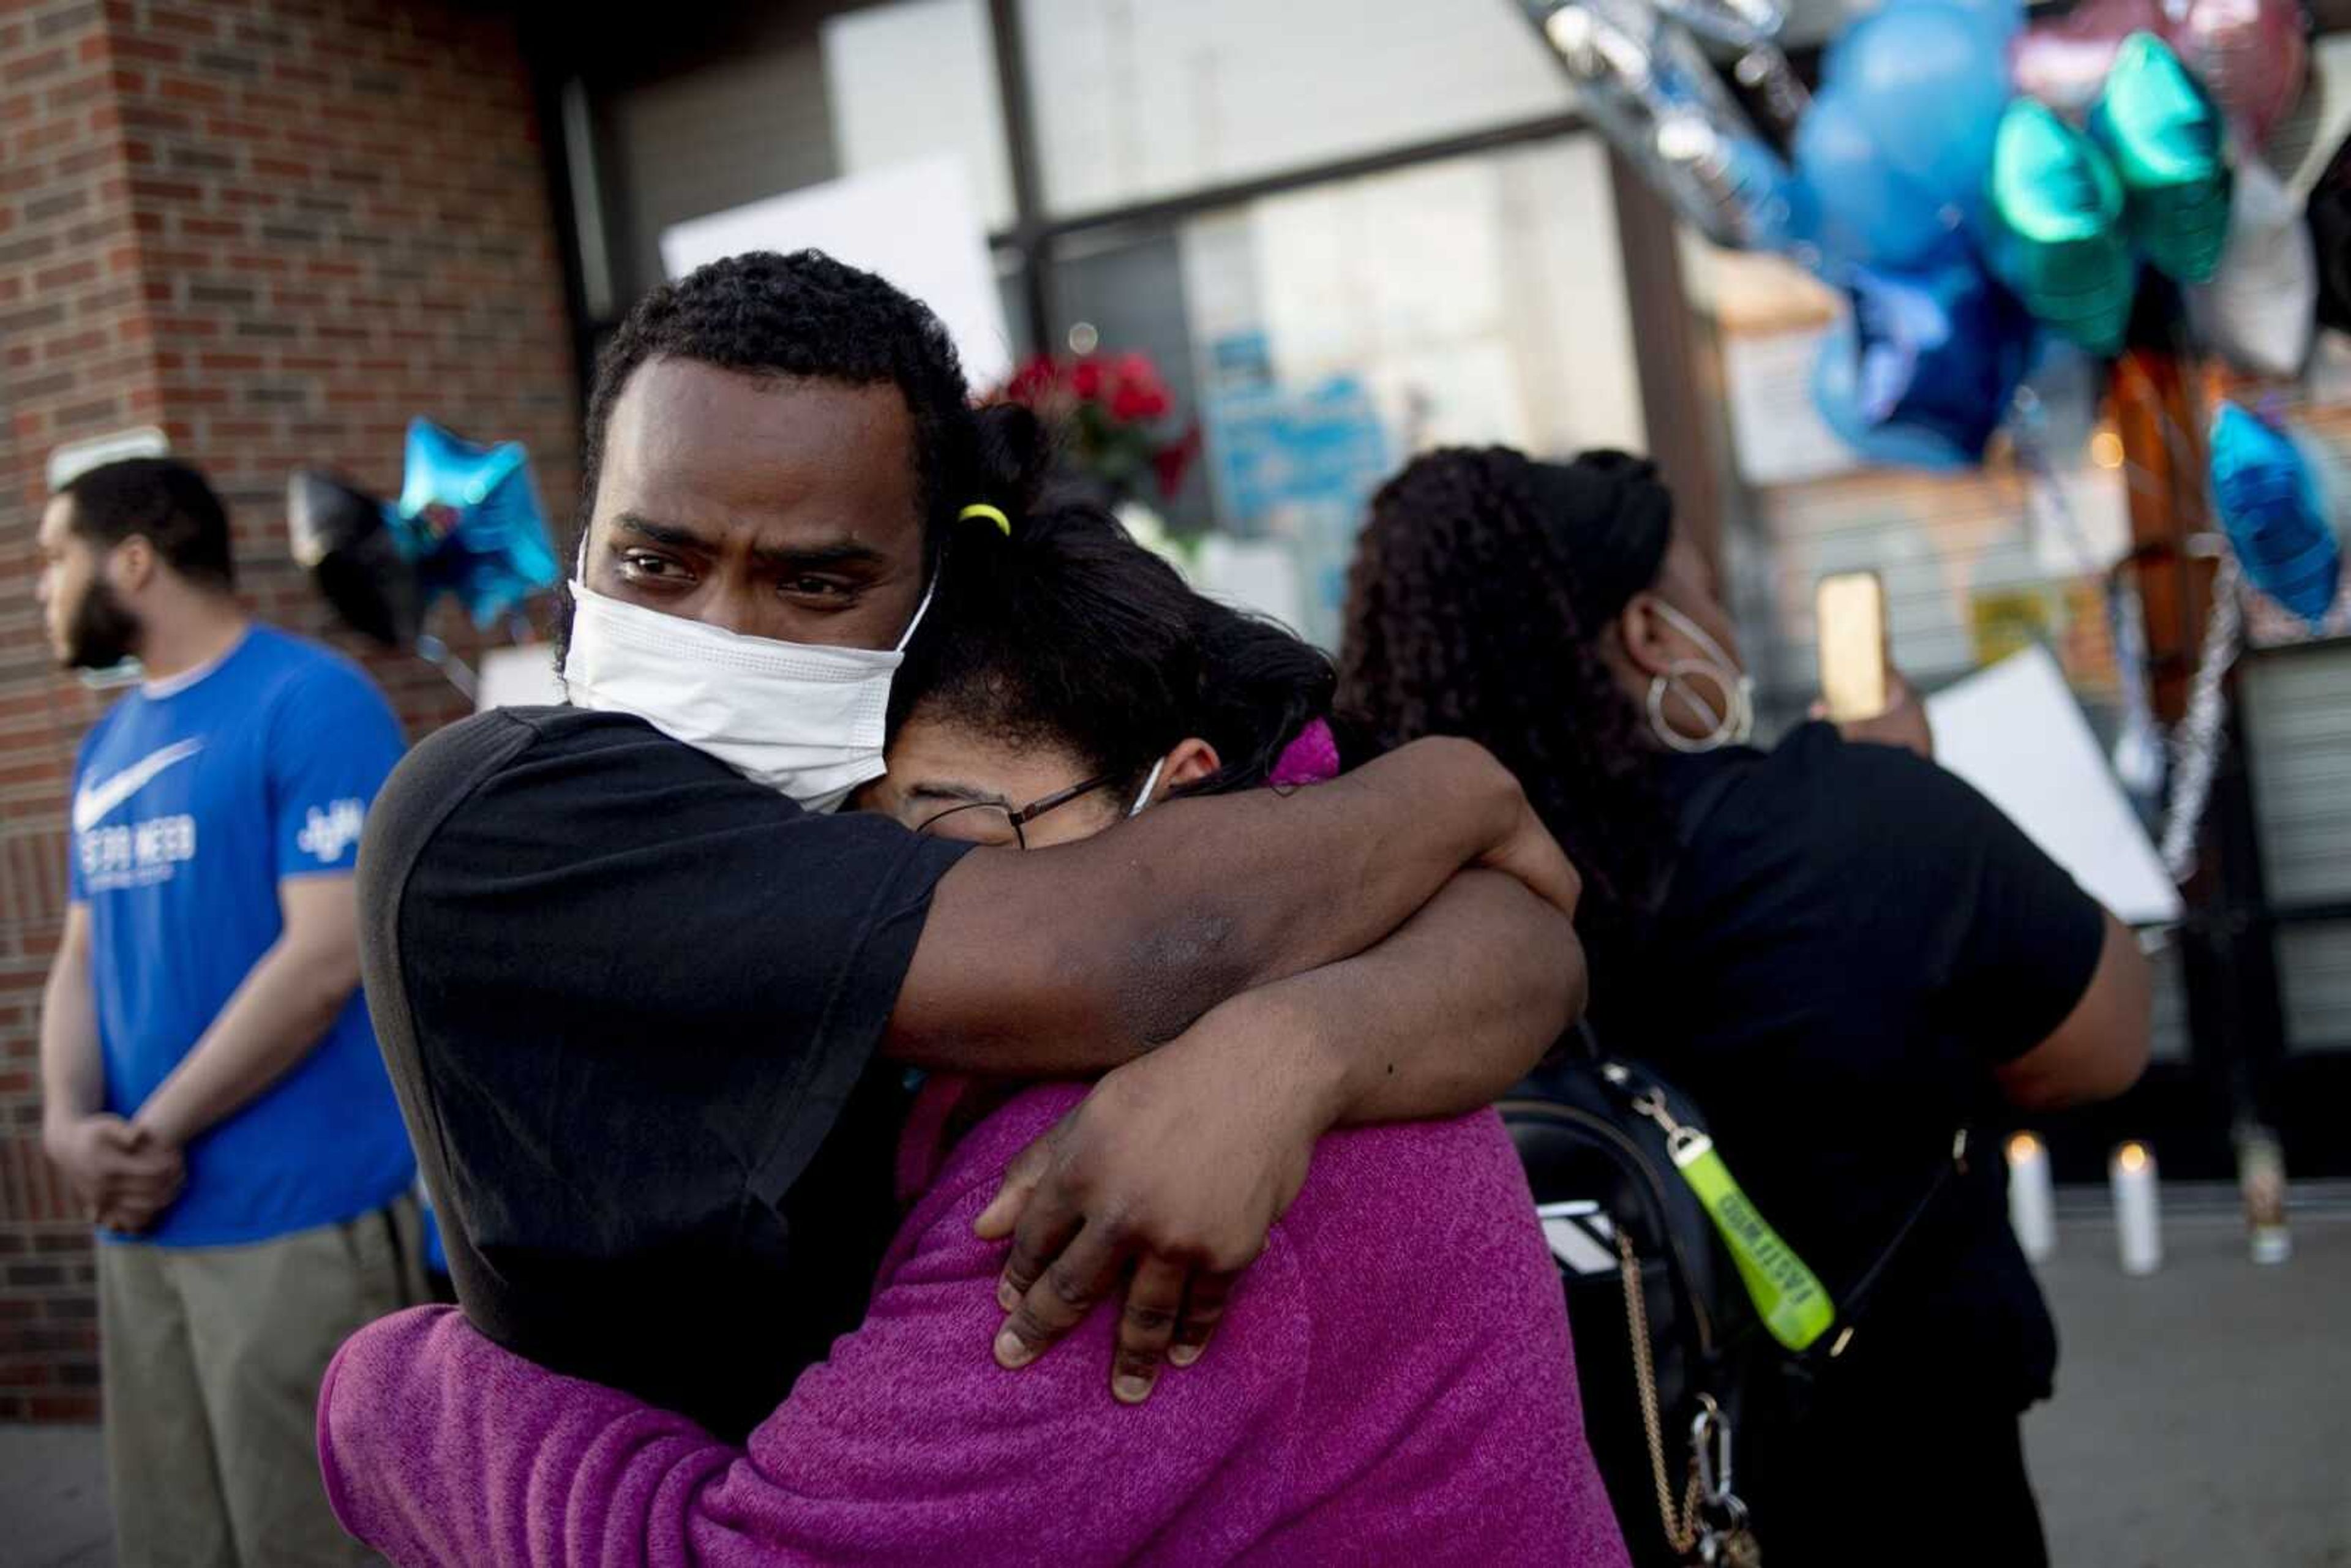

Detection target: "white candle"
[2110, 1141, 2162, 1275]
[2007, 1133, 2056, 1262]
[2237, 1127, 2292, 1266]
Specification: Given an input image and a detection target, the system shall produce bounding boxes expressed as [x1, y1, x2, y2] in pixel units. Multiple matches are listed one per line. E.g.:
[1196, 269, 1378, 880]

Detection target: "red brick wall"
[0, 0, 579, 1422]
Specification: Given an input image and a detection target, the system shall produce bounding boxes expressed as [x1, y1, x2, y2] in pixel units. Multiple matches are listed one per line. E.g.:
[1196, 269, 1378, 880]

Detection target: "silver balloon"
[1523, 0, 1804, 252]
[1639, 0, 1809, 132]
[1650, 0, 1784, 48]
[2186, 160, 2317, 378]
[1733, 45, 1812, 133]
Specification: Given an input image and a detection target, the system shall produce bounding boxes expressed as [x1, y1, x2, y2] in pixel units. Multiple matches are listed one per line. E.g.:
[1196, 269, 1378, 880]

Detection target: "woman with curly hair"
[1338, 446, 2154, 1568]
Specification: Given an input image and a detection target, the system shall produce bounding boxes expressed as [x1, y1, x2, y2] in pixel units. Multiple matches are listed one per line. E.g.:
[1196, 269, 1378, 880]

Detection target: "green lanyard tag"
[1672, 1131, 1837, 1352]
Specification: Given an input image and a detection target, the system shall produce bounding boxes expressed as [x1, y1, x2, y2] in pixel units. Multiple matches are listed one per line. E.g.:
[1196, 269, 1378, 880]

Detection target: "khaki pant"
[99, 1196, 426, 1568]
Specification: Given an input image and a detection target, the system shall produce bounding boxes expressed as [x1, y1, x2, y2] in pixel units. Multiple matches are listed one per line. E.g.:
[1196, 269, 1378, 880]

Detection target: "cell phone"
[1816, 571, 1889, 722]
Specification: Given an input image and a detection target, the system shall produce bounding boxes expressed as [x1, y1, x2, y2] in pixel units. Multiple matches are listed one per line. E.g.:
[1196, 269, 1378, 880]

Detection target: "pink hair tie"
[1268, 718, 1341, 787]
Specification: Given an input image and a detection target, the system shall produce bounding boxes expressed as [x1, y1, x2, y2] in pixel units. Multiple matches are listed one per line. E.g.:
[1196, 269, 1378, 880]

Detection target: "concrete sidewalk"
[2025, 1207, 2351, 1568]
[0, 1418, 107, 1568]
[6, 1212, 2348, 1566]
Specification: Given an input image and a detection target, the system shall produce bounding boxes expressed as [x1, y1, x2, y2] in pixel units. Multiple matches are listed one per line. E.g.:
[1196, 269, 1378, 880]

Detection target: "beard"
[59, 579, 142, 672]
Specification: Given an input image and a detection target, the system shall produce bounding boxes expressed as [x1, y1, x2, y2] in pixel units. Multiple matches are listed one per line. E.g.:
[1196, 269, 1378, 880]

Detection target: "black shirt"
[356, 706, 969, 1439]
[1592, 722, 2105, 1411]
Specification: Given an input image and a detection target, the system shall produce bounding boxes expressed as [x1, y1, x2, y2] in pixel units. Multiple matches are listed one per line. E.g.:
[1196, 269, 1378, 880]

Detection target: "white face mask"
[1645, 600, 1755, 754]
[562, 574, 934, 814]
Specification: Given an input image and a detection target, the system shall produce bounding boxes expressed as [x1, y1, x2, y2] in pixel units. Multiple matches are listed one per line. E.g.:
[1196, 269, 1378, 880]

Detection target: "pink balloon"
[2162, 0, 2308, 148]
[2009, 0, 2165, 116]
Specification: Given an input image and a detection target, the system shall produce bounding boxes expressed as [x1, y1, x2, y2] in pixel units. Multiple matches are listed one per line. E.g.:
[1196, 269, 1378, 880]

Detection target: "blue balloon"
[2210, 402, 2341, 628]
[1826, 1, 2011, 198]
[1798, 0, 2013, 273]
[396, 418, 561, 628]
[1937, 0, 2026, 49]
[1813, 257, 2036, 468]
[1793, 89, 1965, 269]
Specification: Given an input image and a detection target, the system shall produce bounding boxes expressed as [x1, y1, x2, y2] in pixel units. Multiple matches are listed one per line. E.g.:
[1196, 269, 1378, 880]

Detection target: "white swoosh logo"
[72, 740, 204, 833]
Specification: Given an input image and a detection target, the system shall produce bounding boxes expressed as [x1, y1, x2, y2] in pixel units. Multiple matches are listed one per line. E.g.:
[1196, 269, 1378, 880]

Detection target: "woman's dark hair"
[59, 458, 236, 593]
[1336, 446, 1676, 955]
[1185, 598, 1340, 797]
[897, 505, 1336, 805]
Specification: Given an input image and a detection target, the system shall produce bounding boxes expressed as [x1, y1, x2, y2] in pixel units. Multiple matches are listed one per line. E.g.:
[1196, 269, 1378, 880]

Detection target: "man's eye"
[620, 552, 689, 582]
[782, 576, 852, 600]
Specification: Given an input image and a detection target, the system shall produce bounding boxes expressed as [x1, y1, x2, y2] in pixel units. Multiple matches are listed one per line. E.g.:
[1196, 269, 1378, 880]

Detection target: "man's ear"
[1615, 593, 1674, 681]
[1161, 737, 1221, 790]
[107, 535, 158, 596]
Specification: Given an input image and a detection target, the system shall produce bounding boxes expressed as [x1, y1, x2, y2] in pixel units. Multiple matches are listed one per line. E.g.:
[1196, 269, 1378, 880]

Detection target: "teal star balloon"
[1986, 99, 2135, 353]
[394, 419, 560, 628]
[2090, 31, 2233, 283]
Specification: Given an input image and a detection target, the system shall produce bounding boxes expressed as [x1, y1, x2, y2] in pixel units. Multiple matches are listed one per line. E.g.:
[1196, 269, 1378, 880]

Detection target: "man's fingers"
[96, 1148, 179, 1187]
[994, 1221, 1122, 1371]
[1491, 817, 1582, 921]
[1168, 1270, 1239, 1368]
[973, 1128, 1058, 1241]
[1110, 1257, 1188, 1404]
[994, 1180, 1083, 1315]
[91, 1119, 148, 1153]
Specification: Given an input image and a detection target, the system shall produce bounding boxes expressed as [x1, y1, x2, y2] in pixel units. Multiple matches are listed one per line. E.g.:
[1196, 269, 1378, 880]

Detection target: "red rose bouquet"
[993, 350, 1198, 503]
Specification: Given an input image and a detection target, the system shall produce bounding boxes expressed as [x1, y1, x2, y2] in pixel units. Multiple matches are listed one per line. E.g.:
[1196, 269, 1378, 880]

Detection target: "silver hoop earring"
[1648, 660, 1737, 754]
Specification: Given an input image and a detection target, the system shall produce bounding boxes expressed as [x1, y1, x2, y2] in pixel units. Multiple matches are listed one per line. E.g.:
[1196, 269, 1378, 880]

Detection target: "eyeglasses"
[914, 774, 1117, 849]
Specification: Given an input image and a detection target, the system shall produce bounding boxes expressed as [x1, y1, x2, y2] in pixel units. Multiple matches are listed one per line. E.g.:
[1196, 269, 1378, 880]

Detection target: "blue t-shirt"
[70, 625, 418, 1247]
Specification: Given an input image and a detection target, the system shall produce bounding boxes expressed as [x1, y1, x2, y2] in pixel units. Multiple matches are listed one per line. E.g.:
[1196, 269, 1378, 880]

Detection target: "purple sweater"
[319, 1085, 1629, 1567]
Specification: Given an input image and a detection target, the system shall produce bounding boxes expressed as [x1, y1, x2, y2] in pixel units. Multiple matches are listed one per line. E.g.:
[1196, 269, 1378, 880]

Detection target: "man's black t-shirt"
[1592, 722, 2105, 1412]
[356, 706, 970, 1439]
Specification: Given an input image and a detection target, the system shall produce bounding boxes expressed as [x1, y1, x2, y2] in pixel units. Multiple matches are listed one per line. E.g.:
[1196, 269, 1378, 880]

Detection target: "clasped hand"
[45, 1112, 185, 1234]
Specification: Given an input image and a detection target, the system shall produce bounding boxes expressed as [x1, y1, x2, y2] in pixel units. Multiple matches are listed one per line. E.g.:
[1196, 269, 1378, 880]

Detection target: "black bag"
[1502, 1046, 1756, 1567]
[1504, 1041, 1965, 1567]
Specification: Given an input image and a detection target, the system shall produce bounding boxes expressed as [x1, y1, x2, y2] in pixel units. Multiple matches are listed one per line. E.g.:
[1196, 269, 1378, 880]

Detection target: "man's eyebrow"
[749, 538, 887, 573]
[612, 512, 718, 551]
[904, 779, 1011, 808]
[612, 516, 887, 573]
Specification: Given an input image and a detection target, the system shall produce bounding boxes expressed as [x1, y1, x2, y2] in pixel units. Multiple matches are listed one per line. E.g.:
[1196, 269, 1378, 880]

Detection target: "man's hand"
[973, 995, 1333, 1405]
[1477, 784, 1583, 922]
[43, 1113, 184, 1234]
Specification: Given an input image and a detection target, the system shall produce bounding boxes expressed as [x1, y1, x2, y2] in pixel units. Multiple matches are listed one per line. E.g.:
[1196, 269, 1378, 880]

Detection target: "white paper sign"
[660, 156, 1013, 391]
[1925, 644, 2183, 925]
[1720, 328, 1858, 487]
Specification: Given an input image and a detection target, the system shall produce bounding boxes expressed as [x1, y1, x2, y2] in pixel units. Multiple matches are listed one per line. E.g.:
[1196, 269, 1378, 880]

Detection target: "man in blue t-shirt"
[34, 458, 422, 1567]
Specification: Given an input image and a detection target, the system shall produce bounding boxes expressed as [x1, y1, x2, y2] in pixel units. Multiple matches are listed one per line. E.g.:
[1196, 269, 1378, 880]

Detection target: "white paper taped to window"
[1924, 644, 2183, 926]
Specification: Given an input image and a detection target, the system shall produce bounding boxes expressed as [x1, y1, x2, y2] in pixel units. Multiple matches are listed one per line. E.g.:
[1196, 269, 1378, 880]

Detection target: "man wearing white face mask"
[350, 252, 1589, 1446]
[1342, 448, 2154, 1567]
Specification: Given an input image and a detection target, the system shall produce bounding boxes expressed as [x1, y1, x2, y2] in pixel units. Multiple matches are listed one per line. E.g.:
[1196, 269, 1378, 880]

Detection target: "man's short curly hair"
[579, 250, 980, 563]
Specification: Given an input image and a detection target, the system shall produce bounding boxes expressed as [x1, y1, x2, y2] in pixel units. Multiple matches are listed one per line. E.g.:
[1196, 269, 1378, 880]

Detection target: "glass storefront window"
[1018, 0, 1575, 217]
[1057, 134, 1642, 645]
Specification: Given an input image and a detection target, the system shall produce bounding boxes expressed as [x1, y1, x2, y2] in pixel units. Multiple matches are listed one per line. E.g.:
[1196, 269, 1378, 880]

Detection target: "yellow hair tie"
[958, 503, 1011, 536]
